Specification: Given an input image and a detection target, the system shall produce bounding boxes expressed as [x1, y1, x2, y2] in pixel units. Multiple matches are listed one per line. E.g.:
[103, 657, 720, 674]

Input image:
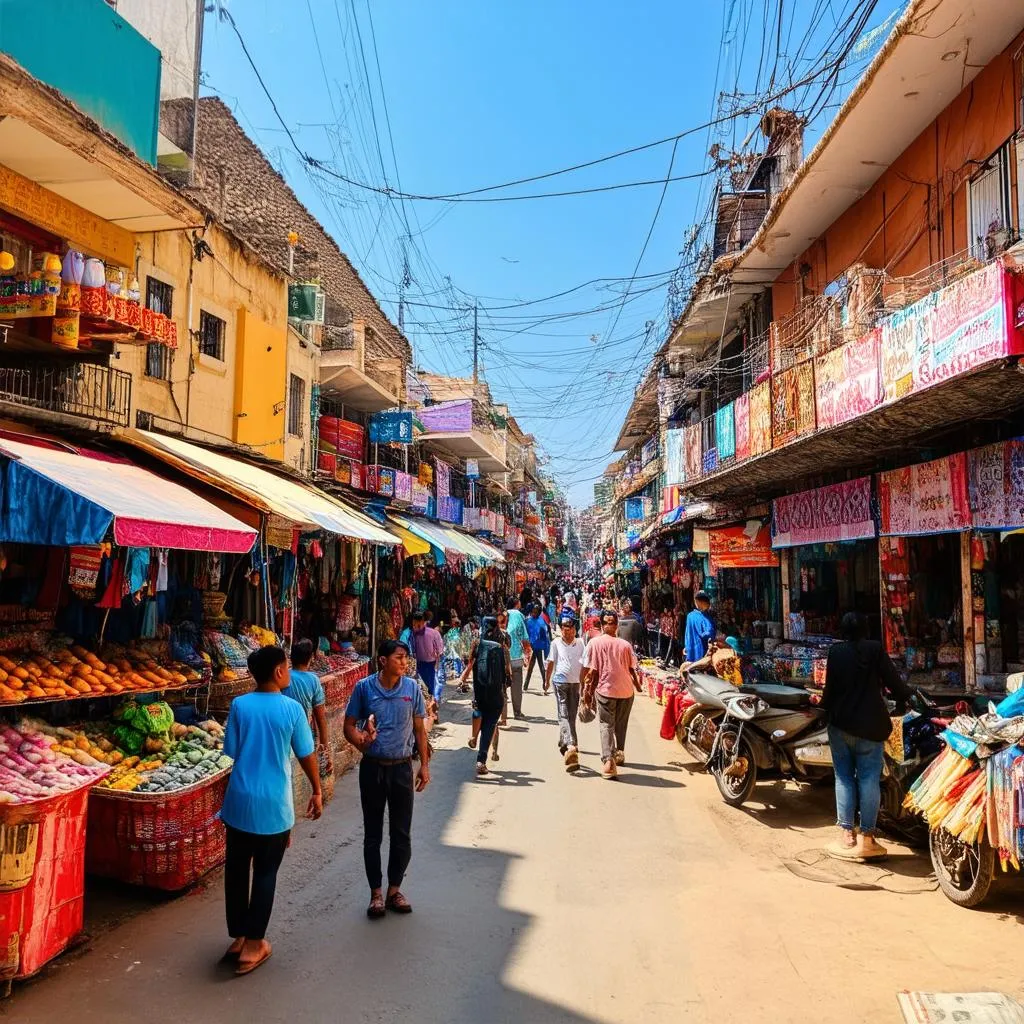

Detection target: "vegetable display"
[0, 721, 109, 804]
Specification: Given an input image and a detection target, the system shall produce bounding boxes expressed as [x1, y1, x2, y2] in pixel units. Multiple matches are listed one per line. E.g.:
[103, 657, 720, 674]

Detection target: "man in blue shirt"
[504, 596, 532, 718]
[220, 645, 323, 976]
[283, 639, 332, 775]
[684, 591, 716, 664]
[344, 639, 431, 919]
[524, 603, 551, 693]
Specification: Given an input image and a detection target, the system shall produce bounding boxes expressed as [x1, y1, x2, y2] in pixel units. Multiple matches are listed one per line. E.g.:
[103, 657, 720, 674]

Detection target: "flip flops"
[235, 944, 272, 976]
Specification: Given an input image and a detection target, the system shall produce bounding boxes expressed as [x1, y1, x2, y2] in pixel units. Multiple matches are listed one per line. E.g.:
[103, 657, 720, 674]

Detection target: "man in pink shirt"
[411, 611, 445, 711]
[582, 610, 642, 779]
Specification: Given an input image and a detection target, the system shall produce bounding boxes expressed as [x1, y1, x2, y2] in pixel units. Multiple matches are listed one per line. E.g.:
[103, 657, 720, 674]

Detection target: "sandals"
[235, 943, 272, 976]
[386, 891, 413, 914]
[367, 893, 387, 919]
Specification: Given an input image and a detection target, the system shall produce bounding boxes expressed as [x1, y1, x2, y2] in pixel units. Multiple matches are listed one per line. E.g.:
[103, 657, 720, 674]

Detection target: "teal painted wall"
[0, 0, 161, 164]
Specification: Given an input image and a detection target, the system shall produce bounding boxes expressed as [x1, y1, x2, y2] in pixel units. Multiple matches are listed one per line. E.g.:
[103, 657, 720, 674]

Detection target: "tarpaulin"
[0, 438, 257, 552]
[878, 452, 971, 536]
[772, 477, 875, 548]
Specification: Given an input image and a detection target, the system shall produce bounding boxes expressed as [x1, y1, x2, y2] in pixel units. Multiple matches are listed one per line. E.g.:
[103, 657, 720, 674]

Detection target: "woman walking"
[822, 612, 912, 861]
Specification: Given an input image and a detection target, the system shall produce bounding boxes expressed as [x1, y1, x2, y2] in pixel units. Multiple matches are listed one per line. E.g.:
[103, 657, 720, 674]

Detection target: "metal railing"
[0, 362, 131, 427]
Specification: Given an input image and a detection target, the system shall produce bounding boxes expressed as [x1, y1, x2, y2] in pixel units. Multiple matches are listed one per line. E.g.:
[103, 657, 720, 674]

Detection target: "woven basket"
[202, 591, 228, 619]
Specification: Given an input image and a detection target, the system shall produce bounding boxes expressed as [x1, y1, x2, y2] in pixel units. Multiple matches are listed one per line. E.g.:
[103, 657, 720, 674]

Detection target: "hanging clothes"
[155, 549, 169, 592]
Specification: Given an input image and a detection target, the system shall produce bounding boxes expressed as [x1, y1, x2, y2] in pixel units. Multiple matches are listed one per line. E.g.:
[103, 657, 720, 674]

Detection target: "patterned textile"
[772, 477, 875, 548]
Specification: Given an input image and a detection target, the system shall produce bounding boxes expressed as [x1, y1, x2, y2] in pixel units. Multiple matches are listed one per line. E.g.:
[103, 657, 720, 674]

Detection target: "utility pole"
[472, 301, 479, 386]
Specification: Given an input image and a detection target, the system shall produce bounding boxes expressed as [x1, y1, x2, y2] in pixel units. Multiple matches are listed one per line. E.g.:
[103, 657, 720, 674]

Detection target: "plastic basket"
[85, 771, 230, 891]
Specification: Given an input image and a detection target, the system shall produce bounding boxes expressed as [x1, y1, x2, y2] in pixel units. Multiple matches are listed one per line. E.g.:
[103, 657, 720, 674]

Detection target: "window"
[144, 277, 173, 380]
[287, 374, 305, 438]
[146, 343, 170, 380]
[967, 144, 1012, 260]
[145, 276, 173, 316]
[198, 310, 226, 360]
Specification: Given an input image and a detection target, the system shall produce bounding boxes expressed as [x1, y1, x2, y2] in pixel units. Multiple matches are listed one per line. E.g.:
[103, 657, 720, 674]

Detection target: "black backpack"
[474, 639, 507, 714]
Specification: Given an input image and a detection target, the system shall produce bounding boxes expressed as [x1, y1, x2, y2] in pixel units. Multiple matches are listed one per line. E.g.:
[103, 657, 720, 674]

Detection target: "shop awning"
[472, 537, 507, 564]
[390, 514, 504, 564]
[123, 431, 399, 547]
[390, 523, 431, 557]
[0, 437, 257, 552]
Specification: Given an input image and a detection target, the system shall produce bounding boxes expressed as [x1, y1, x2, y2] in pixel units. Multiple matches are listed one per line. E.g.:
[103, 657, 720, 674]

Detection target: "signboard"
[880, 301, 920, 402]
[968, 439, 1024, 529]
[287, 283, 321, 321]
[438, 496, 464, 525]
[708, 522, 779, 572]
[716, 401, 736, 461]
[748, 380, 772, 456]
[417, 399, 473, 433]
[335, 420, 365, 461]
[641, 437, 659, 466]
[878, 452, 971, 535]
[368, 411, 413, 444]
[772, 477, 874, 548]
[815, 329, 881, 430]
[465, 458, 480, 479]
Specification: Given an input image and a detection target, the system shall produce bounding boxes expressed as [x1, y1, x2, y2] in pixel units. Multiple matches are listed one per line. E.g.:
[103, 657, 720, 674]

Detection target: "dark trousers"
[524, 648, 547, 687]
[224, 825, 290, 940]
[477, 710, 501, 765]
[597, 693, 635, 763]
[359, 758, 415, 890]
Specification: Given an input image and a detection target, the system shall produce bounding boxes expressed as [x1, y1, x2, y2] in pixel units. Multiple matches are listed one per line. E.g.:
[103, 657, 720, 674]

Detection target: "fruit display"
[0, 721, 110, 804]
[0, 643, 204, 706]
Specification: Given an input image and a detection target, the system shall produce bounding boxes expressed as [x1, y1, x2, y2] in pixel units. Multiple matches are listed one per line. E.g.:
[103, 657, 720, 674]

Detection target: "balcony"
[672, 258, 1024, 501]
[0, 360, 131, 428]
[416, 398, 507, 473]
[320, 319, 402, 413]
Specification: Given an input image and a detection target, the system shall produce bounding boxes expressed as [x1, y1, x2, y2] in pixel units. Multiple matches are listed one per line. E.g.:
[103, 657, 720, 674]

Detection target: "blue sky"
[201, 0, 905, 506]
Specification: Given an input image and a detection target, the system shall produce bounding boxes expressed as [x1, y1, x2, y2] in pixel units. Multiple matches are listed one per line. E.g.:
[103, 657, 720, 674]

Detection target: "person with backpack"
[458, 616, 512, 776]
[545, 613, 586, 771]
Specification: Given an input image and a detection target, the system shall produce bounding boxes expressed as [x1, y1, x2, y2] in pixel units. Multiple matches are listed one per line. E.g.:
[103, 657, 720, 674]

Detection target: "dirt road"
[8, 689, 1024, 1023]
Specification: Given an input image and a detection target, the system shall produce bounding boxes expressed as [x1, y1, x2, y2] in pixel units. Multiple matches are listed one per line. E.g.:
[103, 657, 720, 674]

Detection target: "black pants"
[359, 758, 415, 890]
[524, 648, 546, 688]
[477, 709, 501, 765]
[224, 825, 290, 940]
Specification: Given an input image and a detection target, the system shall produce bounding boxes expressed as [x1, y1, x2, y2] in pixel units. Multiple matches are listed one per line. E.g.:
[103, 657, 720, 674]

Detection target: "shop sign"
[438, 496, 464, 525]
[734, 392, 750, 461]
[968, 439, 1024, 529]
[708, 522, 779, 572]
[771, 360, 815, 447]
[624, 497, 645, 521]
[418, 399, 473, 433]
[435, 458, 451, 499]
[748, 380, 772, 456]
[465, 458, 480, 479]
[335, 420, 365, 461]
[664, 428, 685, 485]
[692, 527, 710, 554]
[684, 423, 702, 479]
[410, 481, 430, 511]
[815, 329, 881, 429]
[641, 437, 659, 466]
[527, 490, 538, 507]
[772, 477, 874, 548]
[716, 402, 736, 461]
[368, 411, 413, 444]
[878, 452, 971, 536]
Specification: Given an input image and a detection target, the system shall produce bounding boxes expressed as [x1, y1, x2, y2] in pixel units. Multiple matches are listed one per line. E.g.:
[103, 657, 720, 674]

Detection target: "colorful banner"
[435, 458, 451, 500]
[438, 496, 464, 525]
[708, 523, 780, 572]
[664, 428, 685, 486]
[771, 360, 815, 447]
[368, 411, 413, 444]
[968, 439, 1024, 529]
[410, 482, 430, 512]
[815, 329, 881, 430]
[662, 485, 680, 514]
[684, 424, 702, 479]
[772, 476, 875, 548]
[734, 392, 750, 461]
[464, 506, 481, 530]
[335, 420, 365, 461]
[641, 437, 659, 466]
[748, 380, 772, 456]
[624, 497, 645, 521]
[878, 452, 971, 535]
[417, 399, 473, 433]
[465, 458, 480, 479]
[880, 301, 920, 402]
[716, 401, 736, 461]
[393, 471, 413, 503]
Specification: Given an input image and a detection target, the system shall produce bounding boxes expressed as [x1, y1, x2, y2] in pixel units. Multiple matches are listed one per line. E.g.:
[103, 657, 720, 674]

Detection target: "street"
[7, 690, 1024, 1024]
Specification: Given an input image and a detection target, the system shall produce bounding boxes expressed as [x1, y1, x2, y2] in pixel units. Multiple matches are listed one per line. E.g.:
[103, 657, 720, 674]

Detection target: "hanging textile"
[772, 477, 875, 548]
[878, 452, 971, 536]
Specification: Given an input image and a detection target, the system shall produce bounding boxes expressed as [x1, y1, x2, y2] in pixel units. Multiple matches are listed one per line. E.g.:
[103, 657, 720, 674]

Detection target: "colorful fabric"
[969, 439, 1024, 529]
[748, 380, 772, 455]
[684, 424, 702, 480]
[664, 428, 685, 486]
[716, 402, 736, 461]
[772, 477, 875, 548]
[734, 393, 750, 461]
[878, 452, 971, 536]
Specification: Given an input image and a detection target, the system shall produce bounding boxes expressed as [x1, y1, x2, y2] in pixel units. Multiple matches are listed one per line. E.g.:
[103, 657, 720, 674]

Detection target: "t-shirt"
[526, 614, 550, 653]
[345, 673, 426, 760]
[685, 609, 715, 662]
[582, 633, 638, 699]
[282, 668, 325, 720]
[506, 608, 530, 664]
[546, 637, 584, 686]
[412, 626, 444, 665]
[221, 692, 315, 835]
[616, 617, 645, 648]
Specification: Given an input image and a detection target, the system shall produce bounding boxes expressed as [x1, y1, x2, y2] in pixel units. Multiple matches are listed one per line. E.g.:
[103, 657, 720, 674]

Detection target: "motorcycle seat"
[739, 683, 811, 708]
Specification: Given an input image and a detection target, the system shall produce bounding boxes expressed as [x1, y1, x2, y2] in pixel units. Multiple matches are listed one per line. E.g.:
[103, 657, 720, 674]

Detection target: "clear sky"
[200, 0, 905, 507]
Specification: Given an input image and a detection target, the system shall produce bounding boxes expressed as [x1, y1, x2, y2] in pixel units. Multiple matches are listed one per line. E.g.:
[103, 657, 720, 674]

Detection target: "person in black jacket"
[821, 612, 913, 861]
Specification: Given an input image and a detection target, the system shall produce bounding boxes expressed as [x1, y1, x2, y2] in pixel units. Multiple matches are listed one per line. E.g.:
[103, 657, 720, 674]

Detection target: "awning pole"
[370, 543, 380, 656]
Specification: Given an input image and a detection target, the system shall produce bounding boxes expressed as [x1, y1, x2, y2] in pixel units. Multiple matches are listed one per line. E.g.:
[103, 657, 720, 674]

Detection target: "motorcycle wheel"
[713, 728, 757, 807]
[929, 827, 996, 908]
[681, 709, 717, 765]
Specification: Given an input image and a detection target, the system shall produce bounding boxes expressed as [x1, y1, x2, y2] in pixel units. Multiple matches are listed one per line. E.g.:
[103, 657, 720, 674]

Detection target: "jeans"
[224, 825, 290, 940]
[509, 662, 524, 716]
[418, 661, 442, 703]
[554, 683, 580, 752]
[828, 725, 884, 834]
[477, 710, 501, 764]
[359, 758, 415, 890]
[524, 648, 547, 688]
[597, 693, 634, 762]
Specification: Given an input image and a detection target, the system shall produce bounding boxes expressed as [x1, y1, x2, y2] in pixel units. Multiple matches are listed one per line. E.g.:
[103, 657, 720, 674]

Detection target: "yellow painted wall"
[234, 306, 287, 460]
[283, 326, 319, 472]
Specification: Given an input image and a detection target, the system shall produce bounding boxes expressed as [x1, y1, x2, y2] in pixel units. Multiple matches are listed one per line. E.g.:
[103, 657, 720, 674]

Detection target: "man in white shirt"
[545, 614, 586, 771]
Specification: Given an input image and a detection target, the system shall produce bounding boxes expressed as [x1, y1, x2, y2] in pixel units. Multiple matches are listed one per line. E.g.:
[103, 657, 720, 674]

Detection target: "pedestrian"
[283, 638, 332, 774]
[410, 609, 445, 713]
[461, 616, 512, 776]
[581, 610, 642, 779]
[441, 611, 466, 691]
[504, 596, 532, 719]
[344, 639, 431, 918]
[615, 599, 645, 652]
[546, 613, 585, 771]
[220, 645, 323, 975]
[684, 591, 716, 663]
[821, 612, 911, 861]
[524, 603, 551, 692]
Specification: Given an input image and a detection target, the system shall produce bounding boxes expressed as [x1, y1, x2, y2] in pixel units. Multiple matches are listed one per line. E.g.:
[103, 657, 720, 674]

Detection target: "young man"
[504, 596, 532, 718]
[464, 616, 511, 776]
[685, 591, 716, 663]
[524, 603, 551, 692]
[344, 639, 431, 919]
[615, 599, 645, 651]
[410, 610, 445, 710]
[546, 613, 585, 771]
[582, 611, 642, 780]
[283, 638, 332, 775]
[220, 645, 323, 976]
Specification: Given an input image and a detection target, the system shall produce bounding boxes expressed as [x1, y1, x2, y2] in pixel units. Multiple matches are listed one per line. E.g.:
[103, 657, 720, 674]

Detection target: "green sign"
[288, 284, 318, 320]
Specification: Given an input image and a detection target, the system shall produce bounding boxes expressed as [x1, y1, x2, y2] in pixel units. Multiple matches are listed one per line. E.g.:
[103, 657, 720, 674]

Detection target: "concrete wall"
[114, 0, 199, 102]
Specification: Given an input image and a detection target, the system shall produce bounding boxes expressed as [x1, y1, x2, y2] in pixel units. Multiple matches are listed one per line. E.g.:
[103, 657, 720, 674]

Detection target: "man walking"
[546, 613, 585, 771]
[685, 591, 716, 663]
[582, 610, 642, 779]
[504, 596, 532, 719]
[524, 603, 551, 692]
[410, 610, 445, 712]
[344, 639, 431, 919]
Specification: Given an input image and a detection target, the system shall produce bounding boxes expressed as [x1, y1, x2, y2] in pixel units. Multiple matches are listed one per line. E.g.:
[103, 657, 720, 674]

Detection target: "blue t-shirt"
[221, 691, 315, 835]
[345, 673, 425, 760]
[525, 614, 550, 653]
[685, 609, 715, 662]
[282, 668, 326, 719]
[506, 608, 530, 663]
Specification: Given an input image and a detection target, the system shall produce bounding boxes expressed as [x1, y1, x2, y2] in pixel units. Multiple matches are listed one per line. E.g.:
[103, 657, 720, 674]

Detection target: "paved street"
[8, 690, 1024, 1024]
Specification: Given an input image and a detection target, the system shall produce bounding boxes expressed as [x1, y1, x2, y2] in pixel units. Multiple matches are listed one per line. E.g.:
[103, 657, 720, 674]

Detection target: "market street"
[8, 691, 1024, 1024]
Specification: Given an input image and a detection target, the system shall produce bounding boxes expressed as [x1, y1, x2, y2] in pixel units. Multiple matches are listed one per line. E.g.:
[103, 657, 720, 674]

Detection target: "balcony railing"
[0, 362, 131, 427]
